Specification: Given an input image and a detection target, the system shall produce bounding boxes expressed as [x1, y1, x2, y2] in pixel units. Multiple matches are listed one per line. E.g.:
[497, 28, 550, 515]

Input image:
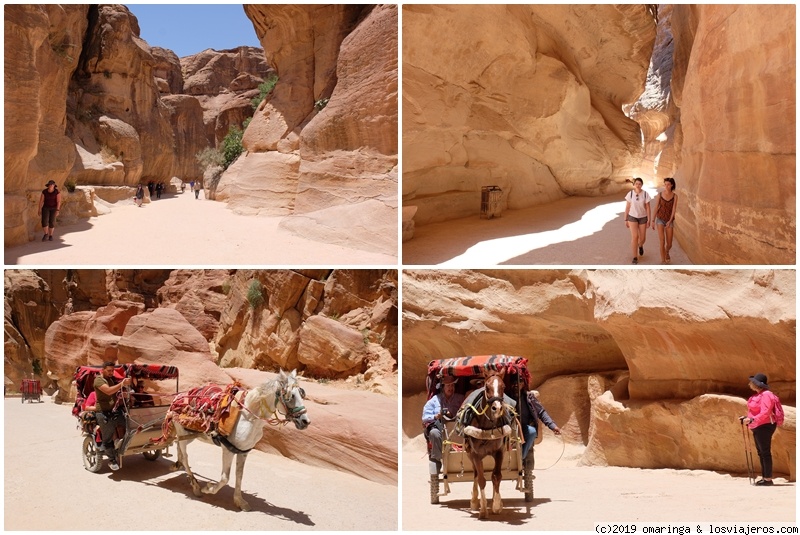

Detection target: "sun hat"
[45, 180, 56, 186]
[749, 373, 769, 390]
[440, 375, 457, 385]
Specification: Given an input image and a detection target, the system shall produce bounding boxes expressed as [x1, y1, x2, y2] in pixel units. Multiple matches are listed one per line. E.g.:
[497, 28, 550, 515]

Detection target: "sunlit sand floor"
[6, 190, 397, 266]
[403, 192, 691, 266]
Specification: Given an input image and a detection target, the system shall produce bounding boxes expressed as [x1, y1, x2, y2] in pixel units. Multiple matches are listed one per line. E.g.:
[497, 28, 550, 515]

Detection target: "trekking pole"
[739, 417, 755, 485]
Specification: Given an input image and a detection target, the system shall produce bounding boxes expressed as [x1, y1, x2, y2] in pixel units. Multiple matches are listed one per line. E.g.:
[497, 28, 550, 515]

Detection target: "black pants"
[96, 411, 124, 460]
[752, 423, 777, 478]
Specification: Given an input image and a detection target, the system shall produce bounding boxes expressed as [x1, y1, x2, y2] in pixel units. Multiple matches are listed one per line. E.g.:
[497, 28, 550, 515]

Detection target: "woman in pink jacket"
[742, 373, 779, 486]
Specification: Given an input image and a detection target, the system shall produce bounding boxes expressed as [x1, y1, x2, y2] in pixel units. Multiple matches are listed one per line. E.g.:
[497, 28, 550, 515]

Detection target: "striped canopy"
[426, 355, 530, 398]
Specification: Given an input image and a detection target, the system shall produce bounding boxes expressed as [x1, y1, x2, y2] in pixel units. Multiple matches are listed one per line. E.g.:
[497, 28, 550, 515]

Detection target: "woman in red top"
[38, 180, 62, 242]
[742, 373, 778, 486]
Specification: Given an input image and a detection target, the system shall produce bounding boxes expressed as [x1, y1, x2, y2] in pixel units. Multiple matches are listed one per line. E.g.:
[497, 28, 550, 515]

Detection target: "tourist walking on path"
[651, 177, 678, 264]
[741, 373, 780, 486]
[194, 180, 202, 199]
[624, 177, 651, 264]
[155, 182, 163, 199]
[134, 184, 145, 207]
[38, 180, 62, 242]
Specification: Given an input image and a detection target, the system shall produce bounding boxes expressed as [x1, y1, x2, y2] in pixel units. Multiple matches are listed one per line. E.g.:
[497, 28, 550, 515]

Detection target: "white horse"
[167, 370, 310, 511]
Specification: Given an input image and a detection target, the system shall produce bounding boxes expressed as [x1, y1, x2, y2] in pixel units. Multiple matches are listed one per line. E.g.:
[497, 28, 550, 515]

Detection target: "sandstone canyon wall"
[402, 5, 656, 227]
[402, 269, 796, 479]
[4, 5, 274, 247]
[214, 5, 398, 256]
[668, 5, 795, 264]
[5, 269, 397, 395]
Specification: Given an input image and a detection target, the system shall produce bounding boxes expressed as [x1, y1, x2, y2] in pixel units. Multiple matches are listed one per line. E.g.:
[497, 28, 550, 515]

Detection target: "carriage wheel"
[142, 449, 161, 461]
[430, 474, 440, 504]
[524, 455, 534, 502]
[82, 436, 103, 473]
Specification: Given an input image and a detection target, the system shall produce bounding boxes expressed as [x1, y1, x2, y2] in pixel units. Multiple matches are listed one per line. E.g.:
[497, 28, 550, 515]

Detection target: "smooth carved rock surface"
[669, 5, 796, 264]
[218, 5, 397, 255]
[402, 269, 795, 477]
[402, 5, 656, 226]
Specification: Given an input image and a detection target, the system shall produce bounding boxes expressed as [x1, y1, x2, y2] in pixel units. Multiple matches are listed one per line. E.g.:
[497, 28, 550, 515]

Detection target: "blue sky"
[125, 4, 261, 58]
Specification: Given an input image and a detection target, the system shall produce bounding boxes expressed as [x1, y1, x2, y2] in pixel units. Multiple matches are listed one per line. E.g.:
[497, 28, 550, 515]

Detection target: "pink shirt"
[747, 391, 777, 429]
[83, 391, 97, 411]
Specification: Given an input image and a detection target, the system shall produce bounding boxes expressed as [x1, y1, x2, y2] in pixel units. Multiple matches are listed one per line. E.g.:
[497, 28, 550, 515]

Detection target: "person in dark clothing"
[38, 180, 62, 242]
[155, 182, 163, 199]
[93, 362, 131, 471]
[742, 373, 780, 486]
[512, 376, 561, 463]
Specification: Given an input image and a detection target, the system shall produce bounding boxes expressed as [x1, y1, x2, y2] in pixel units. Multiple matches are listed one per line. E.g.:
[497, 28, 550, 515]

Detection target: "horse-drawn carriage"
[72, 363, 180, 472]
[20, 379, 43, 403]
[426, 355, 539, 514]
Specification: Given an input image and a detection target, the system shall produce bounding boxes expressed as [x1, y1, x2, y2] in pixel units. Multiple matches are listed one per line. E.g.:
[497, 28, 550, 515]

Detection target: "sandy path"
[402, 438, 795, 530]
[403, 192, 692, 266]
[4, 398, 397, 530]
[6, 190, 397, 265]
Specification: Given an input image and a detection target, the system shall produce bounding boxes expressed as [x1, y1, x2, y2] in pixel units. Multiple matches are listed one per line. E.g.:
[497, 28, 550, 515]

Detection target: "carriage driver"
[94, 361, 131, 471]
[422, 375, 465, 474]
[512, 375, 561, 465]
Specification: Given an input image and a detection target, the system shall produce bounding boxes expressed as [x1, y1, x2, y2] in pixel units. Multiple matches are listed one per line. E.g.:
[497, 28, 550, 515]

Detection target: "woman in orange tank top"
[650, 177, 678, 264]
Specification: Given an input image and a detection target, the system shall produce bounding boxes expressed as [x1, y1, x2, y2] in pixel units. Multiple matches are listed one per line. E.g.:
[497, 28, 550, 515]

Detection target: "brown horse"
[462, 369, 512, 518]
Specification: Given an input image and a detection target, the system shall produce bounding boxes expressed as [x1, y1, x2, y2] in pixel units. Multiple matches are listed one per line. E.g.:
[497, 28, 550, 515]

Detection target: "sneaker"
[42, 234, 48, 242]
[108, 460, 120, 471]
[755, 479, 774, 486]
[632, 257, 638, 264]
[48, 235, 53, 241]
[639, 245, 644, 256]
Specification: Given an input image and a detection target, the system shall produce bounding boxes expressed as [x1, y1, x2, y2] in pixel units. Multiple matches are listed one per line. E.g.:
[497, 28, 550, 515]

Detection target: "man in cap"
[422, 375, 465, 473]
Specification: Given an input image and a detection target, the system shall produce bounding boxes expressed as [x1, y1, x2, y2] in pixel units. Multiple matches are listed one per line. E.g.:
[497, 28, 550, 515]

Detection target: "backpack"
[769, 391, 785, 426]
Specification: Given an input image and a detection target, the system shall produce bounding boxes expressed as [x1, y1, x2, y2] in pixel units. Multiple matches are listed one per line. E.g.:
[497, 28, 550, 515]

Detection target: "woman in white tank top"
[623, 177, 651, 264]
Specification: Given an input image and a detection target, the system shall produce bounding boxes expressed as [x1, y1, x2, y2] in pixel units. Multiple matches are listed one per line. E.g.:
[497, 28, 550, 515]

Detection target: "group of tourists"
[423, 372, 782, 486]
[624, 176, 677, 264]
[38, 178, 203, 242]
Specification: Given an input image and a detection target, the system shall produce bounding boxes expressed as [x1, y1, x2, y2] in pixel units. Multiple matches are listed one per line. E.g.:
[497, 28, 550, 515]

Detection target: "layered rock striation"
[402, 269, 796, 479]
[668, 5, 796, 264]
[402, 5, 656, 226]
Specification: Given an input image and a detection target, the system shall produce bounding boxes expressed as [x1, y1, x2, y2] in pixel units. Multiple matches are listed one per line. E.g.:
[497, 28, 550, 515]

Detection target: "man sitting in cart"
[422, 375, 465, 473]
[130, 377, 155, 407]
[512, 375, 561, 463]
[94, 361, 131, 471]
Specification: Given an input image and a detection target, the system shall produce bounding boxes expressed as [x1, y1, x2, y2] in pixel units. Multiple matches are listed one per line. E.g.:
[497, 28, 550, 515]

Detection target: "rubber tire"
[82, 436, 103, 473]
[142, 449, 161, 461]
[430, 474, 440, 504]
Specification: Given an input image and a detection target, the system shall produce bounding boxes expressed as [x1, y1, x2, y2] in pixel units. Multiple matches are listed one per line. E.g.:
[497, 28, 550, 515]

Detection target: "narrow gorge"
[4, 5, 398, 256]
[402, 5, 795, 264]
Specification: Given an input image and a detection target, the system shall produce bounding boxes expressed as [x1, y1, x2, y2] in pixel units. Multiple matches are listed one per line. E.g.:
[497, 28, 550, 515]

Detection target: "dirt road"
[4, 398, 397, 530]
[5, 190, 397, 265]
[402, 438, 795, 530]
[403, 193, 691, 266]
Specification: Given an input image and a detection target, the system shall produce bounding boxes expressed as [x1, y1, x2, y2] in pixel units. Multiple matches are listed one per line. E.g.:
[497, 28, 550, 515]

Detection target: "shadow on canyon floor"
[403, 193, 691, 266]
[5, 189, 398, 265]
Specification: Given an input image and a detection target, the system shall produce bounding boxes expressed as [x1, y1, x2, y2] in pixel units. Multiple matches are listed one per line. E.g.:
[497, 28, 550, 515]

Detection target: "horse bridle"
[275, 383, 307, 420]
